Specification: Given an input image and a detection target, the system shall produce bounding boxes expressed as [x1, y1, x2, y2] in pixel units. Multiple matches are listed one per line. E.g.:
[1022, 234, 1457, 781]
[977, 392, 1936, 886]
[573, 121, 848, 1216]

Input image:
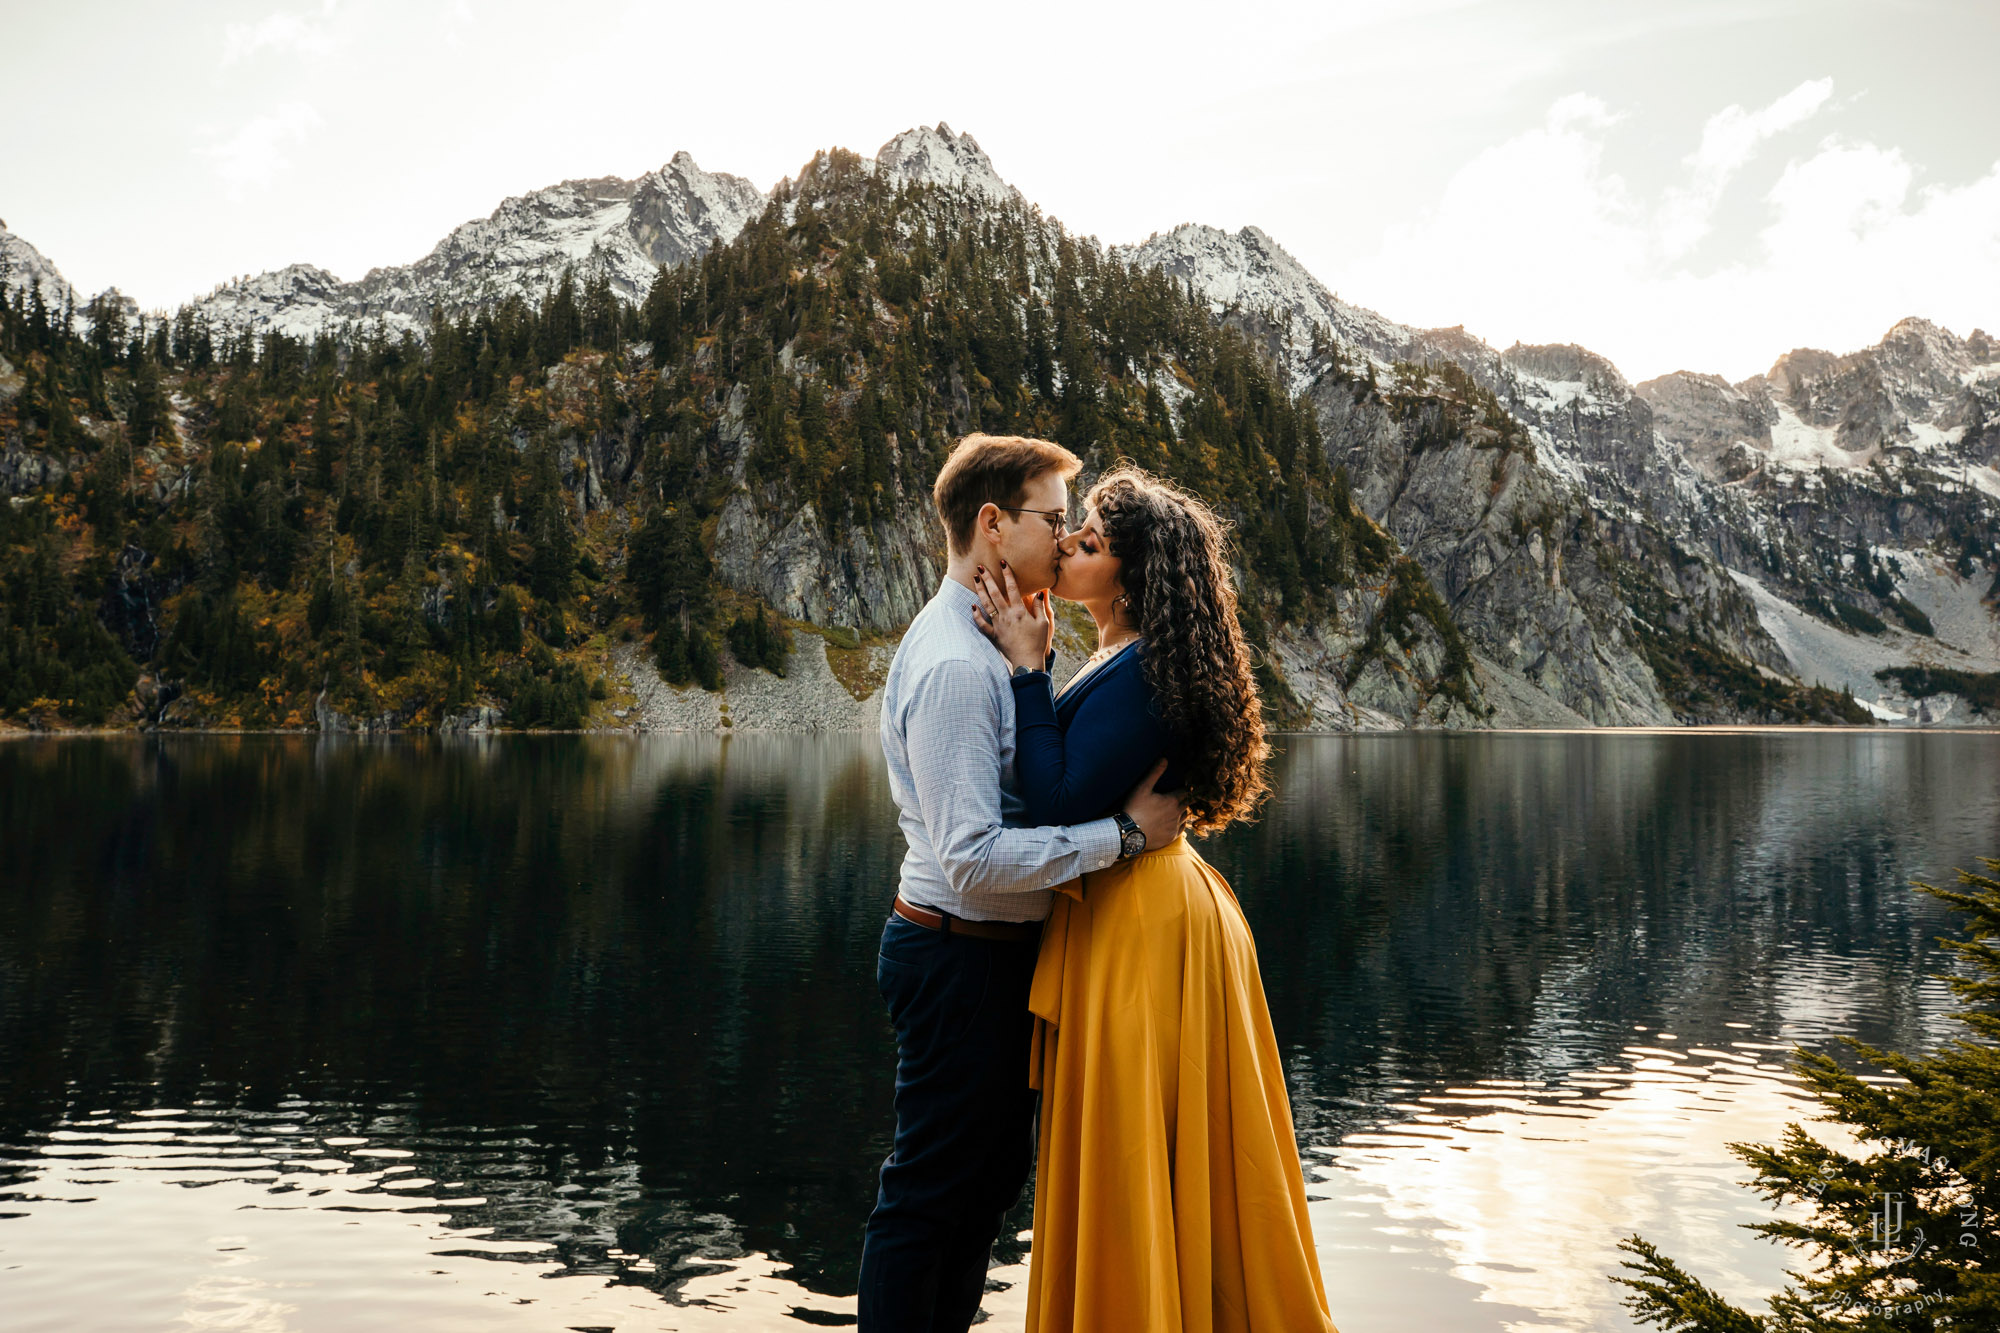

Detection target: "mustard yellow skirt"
[1025, 835, 1337, 1333]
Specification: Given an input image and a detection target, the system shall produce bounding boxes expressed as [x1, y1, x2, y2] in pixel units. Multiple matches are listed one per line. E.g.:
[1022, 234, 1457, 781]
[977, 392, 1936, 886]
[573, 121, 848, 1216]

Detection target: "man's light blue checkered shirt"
[881, 576, 1122, 923]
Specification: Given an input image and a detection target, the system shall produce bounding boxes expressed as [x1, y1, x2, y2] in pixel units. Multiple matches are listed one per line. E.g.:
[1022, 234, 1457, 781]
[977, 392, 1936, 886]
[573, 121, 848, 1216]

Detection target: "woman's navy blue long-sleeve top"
[1008, 642, 1186, 827]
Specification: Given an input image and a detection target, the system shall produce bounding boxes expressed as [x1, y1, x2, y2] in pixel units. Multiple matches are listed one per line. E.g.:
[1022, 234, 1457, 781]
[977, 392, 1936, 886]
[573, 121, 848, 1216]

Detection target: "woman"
[971, 466, 1337, 1333]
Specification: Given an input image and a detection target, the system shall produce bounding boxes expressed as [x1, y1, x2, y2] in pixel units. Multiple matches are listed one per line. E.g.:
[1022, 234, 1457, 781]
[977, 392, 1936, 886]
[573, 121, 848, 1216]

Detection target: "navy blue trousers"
[857, 913, 1041, 1333]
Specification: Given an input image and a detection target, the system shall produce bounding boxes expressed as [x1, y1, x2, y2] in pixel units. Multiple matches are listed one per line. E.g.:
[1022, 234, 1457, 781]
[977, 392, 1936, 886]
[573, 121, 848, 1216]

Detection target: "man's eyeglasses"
[997, 506, 1068, 538]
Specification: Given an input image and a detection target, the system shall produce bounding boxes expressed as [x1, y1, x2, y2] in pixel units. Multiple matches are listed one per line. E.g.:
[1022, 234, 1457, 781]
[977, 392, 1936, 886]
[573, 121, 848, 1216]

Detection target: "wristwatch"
[1011, 664, 1042, 679]
[1112, 811, 1147, 860]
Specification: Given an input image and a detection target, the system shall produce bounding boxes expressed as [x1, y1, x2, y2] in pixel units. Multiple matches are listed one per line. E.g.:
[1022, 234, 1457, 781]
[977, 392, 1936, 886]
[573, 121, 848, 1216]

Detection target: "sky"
[2, 0, 1996, 382]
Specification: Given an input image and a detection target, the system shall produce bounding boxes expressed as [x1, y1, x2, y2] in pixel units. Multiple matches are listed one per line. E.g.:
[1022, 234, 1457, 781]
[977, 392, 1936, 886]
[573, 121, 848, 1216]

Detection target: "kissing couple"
[857, 433, 1338, 1333]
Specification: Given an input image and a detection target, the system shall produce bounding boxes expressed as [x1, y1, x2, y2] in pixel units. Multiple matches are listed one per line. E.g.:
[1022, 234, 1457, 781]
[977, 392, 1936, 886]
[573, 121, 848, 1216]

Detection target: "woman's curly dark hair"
[1090, 466, 1270, 836]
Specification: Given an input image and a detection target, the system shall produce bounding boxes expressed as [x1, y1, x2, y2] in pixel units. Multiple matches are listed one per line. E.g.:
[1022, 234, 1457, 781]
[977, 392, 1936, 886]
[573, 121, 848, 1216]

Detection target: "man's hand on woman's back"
[1122, 758, 1185, 852]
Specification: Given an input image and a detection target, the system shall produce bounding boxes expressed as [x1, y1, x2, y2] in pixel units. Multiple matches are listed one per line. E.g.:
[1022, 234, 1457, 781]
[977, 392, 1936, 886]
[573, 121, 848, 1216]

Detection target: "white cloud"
[201, 102, 323, 198]
[221, 12, 331, 66]
[1659, 77, 1833, 257]
[1346, 84, 2000, 382]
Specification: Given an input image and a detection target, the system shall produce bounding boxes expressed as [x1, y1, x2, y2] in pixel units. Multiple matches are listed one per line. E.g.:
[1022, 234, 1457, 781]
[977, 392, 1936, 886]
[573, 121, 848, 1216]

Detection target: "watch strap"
[1112, 810, 1145, 860]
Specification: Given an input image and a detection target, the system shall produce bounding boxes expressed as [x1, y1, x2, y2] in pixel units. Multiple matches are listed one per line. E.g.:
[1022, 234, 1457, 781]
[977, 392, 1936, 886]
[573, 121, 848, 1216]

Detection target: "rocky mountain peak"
[872, 122, 1020, 204]
[1634, 370, 1777, 479]
[193, 263, 349, 342]
[1119, 222, 1419, 392]
[1502, 342, 1630, 393]
[1762, 346, 1840, 400]
[0, 223, 81, 312]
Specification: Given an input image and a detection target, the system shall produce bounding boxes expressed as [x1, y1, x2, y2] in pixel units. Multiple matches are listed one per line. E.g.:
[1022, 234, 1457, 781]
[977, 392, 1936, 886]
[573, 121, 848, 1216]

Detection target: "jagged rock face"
[1496, 342, 1672, 497]
[712, 492, 945, 635]
[1118, 224, 1421, 394]
[345, 153, 766, 327]
[1642, 317, 2000, 482]
[1479, 348, 1796, 683]
[1272, 594, 1485, 732]
[1499, 342, 1625, 391]
[1632, 372, 1775, 480]
[1312, 376, 1673, 724]
[187, 263, 348, 343]
[871, 123, 1020, 204]
[692, 387, 945, 635]
[2, 443, 81, 495]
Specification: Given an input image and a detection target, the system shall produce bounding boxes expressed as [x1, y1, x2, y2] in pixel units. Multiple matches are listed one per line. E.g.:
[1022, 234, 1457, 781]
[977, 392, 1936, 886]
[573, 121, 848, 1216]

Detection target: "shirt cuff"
[1075, 816, 1122, 874]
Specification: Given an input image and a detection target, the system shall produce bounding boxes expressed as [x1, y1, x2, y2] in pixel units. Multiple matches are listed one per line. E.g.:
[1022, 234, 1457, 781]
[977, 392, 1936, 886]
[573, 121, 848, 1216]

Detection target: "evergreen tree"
[1613, 858, 2000, 1330]
[521, 442, 575, 605]
[727, 604, 791, 676]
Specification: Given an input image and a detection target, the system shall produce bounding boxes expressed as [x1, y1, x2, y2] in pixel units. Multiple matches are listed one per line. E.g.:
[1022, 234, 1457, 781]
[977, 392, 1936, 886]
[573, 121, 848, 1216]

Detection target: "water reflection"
[0, 732, 1991, 1331]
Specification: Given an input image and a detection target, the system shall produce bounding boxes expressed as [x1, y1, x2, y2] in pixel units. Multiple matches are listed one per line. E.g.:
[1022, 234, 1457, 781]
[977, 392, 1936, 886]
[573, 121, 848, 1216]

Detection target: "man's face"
[991, 470, 1068, 596]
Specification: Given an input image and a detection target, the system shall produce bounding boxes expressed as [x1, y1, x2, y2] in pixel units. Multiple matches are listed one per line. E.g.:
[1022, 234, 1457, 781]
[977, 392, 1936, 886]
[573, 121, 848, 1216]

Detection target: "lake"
[2, 732, 1994, 1331]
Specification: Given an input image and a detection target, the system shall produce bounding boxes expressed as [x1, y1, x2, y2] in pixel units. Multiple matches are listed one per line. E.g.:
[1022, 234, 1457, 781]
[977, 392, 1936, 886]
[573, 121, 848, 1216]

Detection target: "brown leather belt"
[893, 895, 1042, 943]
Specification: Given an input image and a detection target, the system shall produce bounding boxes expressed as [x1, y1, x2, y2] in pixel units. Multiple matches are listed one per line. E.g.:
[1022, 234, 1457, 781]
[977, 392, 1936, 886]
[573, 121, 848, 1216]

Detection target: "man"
[858, 433, 1185, 1332]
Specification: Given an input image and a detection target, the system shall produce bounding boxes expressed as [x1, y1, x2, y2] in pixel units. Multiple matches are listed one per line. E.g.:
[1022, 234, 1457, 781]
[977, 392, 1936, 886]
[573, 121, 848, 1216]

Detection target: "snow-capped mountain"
[1118, 224, 1419, 394]
[870, 122, 1019, 205]
[184, 151, 765, 342]
[189, 263, 350, 343]
[1638, 318, 2000, 497]
[182, 123, 1018, 345]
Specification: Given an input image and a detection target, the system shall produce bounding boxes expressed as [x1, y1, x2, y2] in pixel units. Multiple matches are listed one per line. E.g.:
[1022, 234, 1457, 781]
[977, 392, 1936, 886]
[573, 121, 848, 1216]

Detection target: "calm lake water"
[2, 732, 1995, 1332]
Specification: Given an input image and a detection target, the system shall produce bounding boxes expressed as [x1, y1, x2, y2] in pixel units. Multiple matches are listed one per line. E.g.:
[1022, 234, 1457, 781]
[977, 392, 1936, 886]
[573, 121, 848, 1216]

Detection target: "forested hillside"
[1, 148, 1458, 731]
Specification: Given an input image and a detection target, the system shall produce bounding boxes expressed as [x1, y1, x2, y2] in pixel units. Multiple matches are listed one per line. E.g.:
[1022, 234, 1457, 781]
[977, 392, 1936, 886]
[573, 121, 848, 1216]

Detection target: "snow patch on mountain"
[1963, 465, 2000, 502]
[1768, 402, 1868, 470]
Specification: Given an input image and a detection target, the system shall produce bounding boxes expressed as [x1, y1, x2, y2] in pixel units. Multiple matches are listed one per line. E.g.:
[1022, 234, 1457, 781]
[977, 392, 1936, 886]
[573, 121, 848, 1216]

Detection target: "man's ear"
[974, 502, 1002, 547]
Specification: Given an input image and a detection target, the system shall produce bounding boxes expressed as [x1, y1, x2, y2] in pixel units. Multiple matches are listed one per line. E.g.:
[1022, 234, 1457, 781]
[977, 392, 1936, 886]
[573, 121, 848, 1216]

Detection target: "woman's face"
[1051, 506, 1122, 606]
